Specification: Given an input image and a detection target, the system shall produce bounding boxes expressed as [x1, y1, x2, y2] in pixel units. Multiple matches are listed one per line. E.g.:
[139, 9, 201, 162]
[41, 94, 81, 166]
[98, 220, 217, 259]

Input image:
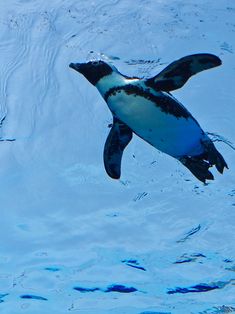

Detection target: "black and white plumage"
[69, 54, 228, 183]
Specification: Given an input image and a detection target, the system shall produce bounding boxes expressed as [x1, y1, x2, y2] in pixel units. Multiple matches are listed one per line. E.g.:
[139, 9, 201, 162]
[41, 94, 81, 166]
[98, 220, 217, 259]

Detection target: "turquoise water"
[0, 0, 235, 313]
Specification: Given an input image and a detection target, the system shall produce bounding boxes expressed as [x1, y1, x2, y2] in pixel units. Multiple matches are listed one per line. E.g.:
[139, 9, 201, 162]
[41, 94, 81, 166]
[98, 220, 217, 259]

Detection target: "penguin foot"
[201, 139, 228, 174]
[179, 138, 228, 183]
[179, 156, 214, 183]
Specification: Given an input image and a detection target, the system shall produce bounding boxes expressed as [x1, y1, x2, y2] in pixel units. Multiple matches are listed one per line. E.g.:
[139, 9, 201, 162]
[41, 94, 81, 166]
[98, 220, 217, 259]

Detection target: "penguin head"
[69, 60, 114, 85]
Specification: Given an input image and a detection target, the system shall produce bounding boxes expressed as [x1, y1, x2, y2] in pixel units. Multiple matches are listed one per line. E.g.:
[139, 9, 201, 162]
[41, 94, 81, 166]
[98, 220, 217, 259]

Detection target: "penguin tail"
[179, 140, 228, 183]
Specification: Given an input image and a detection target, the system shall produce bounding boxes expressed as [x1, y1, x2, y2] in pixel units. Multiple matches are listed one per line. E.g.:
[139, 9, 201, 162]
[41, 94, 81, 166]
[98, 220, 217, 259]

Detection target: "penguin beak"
[69, 62, 83, 72]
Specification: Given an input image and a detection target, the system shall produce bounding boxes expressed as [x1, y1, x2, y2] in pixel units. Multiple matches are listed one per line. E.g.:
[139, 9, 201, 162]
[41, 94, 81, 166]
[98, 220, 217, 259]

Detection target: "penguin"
[69, 53, 228, 183]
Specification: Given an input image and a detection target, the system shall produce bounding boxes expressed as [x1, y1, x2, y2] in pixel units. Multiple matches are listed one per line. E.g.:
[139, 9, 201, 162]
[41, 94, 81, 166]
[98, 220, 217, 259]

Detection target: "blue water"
[0, 0, 235, 313]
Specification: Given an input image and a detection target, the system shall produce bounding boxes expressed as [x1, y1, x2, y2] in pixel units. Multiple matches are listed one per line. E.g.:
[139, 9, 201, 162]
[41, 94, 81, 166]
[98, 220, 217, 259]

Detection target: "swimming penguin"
[69, 53, 228, 183]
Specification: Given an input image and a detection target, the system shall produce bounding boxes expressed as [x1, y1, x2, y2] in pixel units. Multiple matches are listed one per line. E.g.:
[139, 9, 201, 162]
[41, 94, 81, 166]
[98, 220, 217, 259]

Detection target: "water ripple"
[167, 279, 235, 295]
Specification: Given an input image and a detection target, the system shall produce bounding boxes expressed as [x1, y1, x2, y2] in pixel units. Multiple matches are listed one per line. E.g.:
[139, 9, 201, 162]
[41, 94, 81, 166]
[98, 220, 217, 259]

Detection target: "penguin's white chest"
[106, 91, 203, 157]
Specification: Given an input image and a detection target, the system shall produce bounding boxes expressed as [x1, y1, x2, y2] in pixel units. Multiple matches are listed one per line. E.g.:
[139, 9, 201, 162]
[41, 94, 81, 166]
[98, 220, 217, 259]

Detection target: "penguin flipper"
[103, 117, 133, 179]
[146, 53, 221, 92]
